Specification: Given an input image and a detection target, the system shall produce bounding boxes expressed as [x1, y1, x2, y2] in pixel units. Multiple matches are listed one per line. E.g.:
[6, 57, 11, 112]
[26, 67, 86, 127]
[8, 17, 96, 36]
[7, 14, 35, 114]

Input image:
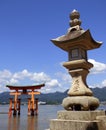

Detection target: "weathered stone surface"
[63, 59, 93, 70]
[96, 115, 106, 129]
[50, 119, 102, 130]
[49, 111, 106, 130]
[67, 68, 93, 96]
[62, 96, 100, 111]
[57, 110, 105, 121]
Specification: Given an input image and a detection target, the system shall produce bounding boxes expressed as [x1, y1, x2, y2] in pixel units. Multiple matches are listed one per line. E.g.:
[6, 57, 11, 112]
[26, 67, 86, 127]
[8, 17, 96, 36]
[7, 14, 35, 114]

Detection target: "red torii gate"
[6, 84, 45, 116]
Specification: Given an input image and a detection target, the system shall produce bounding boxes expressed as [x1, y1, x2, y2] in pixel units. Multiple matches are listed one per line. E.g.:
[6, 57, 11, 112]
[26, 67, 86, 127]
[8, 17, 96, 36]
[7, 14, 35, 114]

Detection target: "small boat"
[38, 101, 46, 105]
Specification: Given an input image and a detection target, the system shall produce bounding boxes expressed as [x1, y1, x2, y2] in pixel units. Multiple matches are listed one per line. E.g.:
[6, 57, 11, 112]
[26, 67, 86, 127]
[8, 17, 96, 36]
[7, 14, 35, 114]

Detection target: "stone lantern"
[51, 9, 102, 111]
[49, 10, 106, 130]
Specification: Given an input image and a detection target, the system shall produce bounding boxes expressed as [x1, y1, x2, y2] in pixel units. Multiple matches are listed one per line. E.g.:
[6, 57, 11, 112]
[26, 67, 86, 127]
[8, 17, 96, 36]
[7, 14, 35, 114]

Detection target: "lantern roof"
[51, 10, 102, 52]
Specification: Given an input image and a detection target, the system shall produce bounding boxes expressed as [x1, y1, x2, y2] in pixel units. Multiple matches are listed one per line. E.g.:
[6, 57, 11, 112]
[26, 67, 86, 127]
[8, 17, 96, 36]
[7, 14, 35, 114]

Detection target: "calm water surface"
[0, 105, 63, 130]
[0, 105, 106, 130]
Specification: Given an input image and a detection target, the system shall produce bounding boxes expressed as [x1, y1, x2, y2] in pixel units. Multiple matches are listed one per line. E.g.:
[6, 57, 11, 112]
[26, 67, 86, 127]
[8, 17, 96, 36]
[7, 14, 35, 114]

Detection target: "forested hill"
[0, 87, 106, 104]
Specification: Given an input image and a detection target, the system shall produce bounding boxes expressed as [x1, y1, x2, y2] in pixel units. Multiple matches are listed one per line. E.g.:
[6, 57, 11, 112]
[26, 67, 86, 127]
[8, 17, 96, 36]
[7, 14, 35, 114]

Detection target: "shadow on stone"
[74, 105, 81, 111]
[86, 122, 98, 130]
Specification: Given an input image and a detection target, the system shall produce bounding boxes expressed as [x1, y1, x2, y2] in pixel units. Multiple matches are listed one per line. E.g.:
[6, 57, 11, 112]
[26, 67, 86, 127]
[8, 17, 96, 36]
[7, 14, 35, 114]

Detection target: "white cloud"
[46, 79, 61, 88]
[101, 80, 106, 87]
[88, 59, 106, 74]
[31, 72, 50, 83]
[89, 79, 106, 89]
[0, 58, 106, 93]
[0, 69, 12, 79]
[13, 69, 31, 79]
[42, 79, 62, 93]
[9, 78, 19, 84]
[55, 72, 71, 83]
[0, 69, 62, 93]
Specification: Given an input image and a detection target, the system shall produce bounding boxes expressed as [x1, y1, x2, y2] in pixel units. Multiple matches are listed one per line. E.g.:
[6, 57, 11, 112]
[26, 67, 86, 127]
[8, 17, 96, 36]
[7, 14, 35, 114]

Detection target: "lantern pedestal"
[62, 59, 99, 110]
[49, 111, 106, 130]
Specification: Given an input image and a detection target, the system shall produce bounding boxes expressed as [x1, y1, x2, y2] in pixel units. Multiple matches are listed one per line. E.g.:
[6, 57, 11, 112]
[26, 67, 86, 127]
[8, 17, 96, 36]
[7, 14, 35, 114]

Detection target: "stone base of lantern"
[62, 96, 100, 111]
[49, 110, 106, 130]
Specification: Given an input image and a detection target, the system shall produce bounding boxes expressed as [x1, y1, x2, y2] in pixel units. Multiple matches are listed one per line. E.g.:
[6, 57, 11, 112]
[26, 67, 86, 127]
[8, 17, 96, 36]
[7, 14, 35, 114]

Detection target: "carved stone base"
[62, 96, 99, 111]
[49, 111, 106, 130]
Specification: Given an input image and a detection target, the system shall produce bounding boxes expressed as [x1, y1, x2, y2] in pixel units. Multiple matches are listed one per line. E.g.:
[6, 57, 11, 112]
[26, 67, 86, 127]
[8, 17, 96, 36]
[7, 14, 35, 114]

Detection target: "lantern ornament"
[51, 9, 102, 111]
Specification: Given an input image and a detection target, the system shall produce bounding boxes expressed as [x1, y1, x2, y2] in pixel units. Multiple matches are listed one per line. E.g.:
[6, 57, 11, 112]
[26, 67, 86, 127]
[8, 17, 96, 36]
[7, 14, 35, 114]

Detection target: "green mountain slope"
[0, 87, 106, 104]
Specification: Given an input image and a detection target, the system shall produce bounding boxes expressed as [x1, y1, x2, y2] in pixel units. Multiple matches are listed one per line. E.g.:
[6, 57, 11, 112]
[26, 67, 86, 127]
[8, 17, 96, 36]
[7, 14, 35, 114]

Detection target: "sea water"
[0, 105, 63, 130]
[0, 104, 106, 130]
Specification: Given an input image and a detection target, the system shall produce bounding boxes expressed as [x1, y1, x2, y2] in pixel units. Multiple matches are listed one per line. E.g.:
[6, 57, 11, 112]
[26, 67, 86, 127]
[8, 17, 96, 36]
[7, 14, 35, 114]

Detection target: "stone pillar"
[62, 60, 99, 111]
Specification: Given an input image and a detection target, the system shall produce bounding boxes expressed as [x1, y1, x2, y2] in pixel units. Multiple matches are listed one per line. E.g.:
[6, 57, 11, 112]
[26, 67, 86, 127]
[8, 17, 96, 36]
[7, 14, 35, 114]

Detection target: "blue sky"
[0, 0, 106, 93]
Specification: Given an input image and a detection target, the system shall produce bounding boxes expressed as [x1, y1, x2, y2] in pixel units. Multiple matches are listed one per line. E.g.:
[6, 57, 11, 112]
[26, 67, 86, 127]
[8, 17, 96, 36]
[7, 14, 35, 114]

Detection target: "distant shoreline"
[0, 101, 106, 106]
